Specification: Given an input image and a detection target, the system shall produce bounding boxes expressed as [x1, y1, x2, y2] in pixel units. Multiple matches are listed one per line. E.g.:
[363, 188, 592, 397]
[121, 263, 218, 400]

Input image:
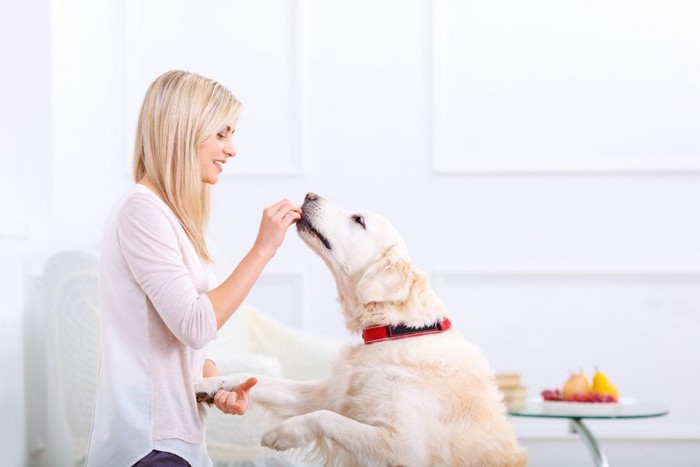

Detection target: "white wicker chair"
[41, 249, 340, 466]
[205, 305, 341, 466]
[42, 249, 100, 466]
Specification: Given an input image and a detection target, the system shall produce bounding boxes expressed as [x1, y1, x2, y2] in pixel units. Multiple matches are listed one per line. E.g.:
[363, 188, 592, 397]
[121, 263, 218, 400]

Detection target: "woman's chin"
[202, 173, 221, 185]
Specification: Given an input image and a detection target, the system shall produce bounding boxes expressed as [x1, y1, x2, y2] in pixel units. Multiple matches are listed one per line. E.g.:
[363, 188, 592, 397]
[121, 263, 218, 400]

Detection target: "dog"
[195, 193, 527, 466]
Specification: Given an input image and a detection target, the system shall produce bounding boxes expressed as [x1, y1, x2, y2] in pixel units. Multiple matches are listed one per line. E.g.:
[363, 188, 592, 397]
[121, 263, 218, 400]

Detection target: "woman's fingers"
[214, 390, 230, 414]
[214, 389, 242, 415]
[237, 377, 258, 393]
[281, 210, 302, 226]
[271, 200, 302, 221]
[253, 198, 303, 257]
[260, 201, 300, 230]
[213, 378, 258, 416]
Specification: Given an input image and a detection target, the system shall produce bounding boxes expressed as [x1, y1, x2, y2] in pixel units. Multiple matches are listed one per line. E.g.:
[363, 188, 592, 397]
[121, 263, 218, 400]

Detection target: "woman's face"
[199, 124, 236, 184]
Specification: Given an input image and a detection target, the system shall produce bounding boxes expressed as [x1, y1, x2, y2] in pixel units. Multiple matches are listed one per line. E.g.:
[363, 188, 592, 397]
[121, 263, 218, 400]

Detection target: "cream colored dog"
[195, 193, 527, 466]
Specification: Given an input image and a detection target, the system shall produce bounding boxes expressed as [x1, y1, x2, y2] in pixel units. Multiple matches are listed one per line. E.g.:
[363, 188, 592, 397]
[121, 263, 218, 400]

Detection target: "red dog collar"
[362, 318, 452, 345]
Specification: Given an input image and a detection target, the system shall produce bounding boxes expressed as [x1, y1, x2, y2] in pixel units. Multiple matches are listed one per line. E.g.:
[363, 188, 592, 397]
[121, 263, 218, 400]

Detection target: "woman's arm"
[206, 199, 301, 329]
[117, 195, 218, 349]
[203, 359, 218, 377]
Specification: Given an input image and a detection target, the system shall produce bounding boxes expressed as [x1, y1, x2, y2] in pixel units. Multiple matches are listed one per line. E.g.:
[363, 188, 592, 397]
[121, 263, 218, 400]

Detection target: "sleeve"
[115, 195, 218, 349]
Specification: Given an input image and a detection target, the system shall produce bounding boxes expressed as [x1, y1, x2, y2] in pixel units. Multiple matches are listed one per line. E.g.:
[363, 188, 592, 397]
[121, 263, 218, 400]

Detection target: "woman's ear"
[356, 245, 413, 305]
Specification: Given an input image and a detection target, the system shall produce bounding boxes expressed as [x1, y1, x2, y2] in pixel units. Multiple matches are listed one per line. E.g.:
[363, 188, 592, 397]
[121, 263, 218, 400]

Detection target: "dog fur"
[195, 194, 527, 466]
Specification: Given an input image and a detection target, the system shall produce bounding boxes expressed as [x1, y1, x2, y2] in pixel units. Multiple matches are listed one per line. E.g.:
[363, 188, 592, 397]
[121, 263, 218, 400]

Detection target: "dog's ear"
[356, 245, 413, 305]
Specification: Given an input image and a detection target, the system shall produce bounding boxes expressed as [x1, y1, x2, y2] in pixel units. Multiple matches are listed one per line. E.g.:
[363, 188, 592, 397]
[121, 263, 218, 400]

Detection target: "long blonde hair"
[133, 70, 242, 262]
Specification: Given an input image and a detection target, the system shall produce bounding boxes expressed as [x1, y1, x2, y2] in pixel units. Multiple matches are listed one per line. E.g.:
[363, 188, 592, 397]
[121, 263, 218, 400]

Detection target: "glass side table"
[509, 399, 669, 467]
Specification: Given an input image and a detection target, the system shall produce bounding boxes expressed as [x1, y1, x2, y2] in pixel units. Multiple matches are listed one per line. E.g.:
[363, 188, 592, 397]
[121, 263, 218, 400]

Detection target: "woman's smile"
[199, 125, 236, 183]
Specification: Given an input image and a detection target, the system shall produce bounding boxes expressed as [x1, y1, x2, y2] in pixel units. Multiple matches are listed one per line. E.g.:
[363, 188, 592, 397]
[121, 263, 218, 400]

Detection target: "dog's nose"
[305, 192, 318, 202]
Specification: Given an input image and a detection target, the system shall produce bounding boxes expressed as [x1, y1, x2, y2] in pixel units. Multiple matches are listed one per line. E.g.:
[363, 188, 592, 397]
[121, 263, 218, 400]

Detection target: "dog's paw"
[261, 418, 307, 451]
[194, 377, 225, 405]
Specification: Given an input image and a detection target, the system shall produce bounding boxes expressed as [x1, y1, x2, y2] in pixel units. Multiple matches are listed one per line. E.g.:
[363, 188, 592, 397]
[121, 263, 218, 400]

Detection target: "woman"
[86, 70, 302, 466]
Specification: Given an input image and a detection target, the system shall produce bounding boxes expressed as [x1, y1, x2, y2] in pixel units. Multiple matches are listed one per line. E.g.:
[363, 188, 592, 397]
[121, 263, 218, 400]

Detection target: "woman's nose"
[225, 141, 236, 158]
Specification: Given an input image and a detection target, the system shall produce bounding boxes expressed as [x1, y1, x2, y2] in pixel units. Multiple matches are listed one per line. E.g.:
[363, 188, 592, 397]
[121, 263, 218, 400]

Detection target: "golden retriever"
[195, 193, 527, 466]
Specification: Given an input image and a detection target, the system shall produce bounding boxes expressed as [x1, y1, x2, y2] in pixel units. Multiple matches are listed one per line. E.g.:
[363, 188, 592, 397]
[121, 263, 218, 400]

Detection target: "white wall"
[0, 0, 52, 465]
[2, 0, 700, 465]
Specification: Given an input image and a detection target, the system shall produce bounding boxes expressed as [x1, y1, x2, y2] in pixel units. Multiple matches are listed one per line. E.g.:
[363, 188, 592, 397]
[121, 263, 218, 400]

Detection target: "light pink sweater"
[87, 184, 218, 467]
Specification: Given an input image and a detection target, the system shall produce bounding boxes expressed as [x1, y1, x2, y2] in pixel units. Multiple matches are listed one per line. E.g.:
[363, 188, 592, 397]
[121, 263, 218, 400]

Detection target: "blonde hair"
[133, 70, 242, 262]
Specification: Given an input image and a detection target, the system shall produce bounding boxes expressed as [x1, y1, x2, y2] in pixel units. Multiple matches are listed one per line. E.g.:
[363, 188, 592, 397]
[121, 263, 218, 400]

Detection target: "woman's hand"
[213, 377, 258, 415]
[252, 199, 302, 259]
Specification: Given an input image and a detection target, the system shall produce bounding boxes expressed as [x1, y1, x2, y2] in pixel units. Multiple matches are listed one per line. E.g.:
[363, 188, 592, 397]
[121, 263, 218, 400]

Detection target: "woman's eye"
[217, 133, 225, 139]
[353, 215, 365, 229]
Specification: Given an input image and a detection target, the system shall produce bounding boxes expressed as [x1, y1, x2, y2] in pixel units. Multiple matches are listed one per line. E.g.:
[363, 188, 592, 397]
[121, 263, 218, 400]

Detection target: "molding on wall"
[432, 267, 700, 283]
[432, 166, 700, 176]
[123, 0, 308, 178]
[123, 0, 137, 179]
[434, 266, 700, 442]
[23, 273, 47, 454]
[430, 0, 450, 176]
[429, 0, 700, 175]
[514, 421, 700, 441]
[220, 0, 308, 178]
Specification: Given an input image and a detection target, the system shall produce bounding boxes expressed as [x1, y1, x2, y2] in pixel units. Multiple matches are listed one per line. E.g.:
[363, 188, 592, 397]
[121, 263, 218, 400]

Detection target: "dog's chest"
[325, 344, 430, 419]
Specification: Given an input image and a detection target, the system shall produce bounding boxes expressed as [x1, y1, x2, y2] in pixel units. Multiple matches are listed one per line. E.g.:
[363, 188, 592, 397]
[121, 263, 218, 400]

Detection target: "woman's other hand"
[253, 199, 302, 258]
[213, 377, 258, 415]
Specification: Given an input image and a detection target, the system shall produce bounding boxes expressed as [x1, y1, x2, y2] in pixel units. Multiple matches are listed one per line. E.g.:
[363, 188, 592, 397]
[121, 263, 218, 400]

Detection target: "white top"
[86, 184, 218, 467]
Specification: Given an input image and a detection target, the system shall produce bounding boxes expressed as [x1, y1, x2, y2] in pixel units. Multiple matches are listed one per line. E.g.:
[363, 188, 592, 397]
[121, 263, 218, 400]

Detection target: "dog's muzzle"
[297, 193, 331, 250]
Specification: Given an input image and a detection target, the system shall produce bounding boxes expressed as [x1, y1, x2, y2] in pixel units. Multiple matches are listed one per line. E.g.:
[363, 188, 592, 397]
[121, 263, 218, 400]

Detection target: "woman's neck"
[137, 176, 165, 201]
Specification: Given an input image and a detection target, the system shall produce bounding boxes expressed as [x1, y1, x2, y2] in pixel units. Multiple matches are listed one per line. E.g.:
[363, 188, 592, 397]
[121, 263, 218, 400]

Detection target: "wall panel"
[434, 267, 700, 439]
[432, 0, 700, 173]
[124, 0, 306, 176]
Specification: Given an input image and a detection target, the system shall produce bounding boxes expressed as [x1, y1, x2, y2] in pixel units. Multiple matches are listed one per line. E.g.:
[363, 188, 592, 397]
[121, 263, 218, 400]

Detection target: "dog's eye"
[352, 215, 366, 229]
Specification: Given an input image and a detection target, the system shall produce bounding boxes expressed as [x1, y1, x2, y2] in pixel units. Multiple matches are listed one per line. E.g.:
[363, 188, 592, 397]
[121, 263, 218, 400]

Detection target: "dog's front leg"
[195, 374, 330, 419]
[262, 410, 393, 462]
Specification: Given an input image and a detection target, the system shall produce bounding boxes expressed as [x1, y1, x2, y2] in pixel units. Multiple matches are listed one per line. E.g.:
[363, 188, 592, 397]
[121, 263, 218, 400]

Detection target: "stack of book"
[495, 372, 528, 410]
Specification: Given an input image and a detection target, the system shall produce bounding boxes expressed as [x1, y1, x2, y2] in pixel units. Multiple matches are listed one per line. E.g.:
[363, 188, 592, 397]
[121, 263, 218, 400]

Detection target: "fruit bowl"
[533, 396, 637, 416]
[542, 388, 618, 403]
[538, 368, 625, 415]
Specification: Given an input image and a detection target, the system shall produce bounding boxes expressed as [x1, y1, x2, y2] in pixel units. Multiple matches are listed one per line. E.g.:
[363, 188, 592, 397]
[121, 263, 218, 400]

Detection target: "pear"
[562, 372, 591, 401]
[591, 368, 619, 400]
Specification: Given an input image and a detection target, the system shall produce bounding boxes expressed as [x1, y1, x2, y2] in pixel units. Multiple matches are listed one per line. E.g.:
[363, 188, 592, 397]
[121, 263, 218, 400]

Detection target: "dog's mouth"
[297, 217, 331, 250]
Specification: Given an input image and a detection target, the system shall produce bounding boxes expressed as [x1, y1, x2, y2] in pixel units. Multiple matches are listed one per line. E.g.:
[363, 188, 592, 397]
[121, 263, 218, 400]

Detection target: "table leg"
[569, 418, 610, 467]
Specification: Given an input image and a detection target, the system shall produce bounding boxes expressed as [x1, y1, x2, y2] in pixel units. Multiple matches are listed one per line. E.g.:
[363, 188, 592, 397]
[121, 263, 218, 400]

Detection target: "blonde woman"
[86, 70, 302, 467]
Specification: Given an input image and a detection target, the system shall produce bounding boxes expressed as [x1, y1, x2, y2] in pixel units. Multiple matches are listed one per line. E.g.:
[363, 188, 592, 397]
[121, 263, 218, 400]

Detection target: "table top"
[509, 398, 669, 420]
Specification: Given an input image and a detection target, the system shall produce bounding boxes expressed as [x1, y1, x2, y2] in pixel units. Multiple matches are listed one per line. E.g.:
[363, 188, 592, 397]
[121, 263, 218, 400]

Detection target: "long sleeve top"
[86, 184, 218, 467]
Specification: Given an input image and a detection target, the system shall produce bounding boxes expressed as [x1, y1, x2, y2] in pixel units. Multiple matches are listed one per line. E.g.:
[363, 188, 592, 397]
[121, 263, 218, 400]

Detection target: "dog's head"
[297, 193, 447, 333]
